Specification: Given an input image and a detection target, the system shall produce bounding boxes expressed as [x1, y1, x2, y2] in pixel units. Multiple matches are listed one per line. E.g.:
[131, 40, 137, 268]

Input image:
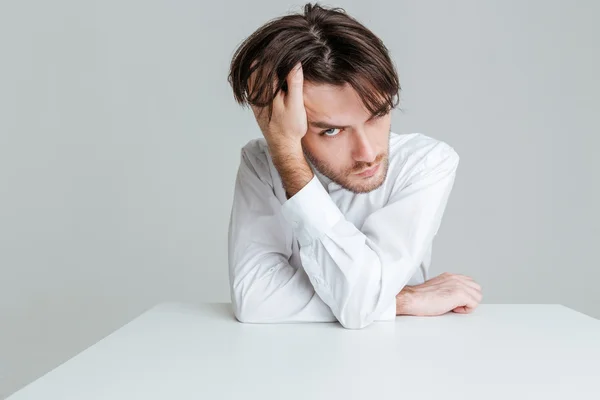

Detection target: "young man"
[226, 3, 482, 329]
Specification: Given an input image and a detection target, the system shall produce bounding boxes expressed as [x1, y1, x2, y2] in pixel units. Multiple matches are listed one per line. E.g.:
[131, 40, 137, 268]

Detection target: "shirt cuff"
[280, 174, 344, 246]
[378, 299, 396, 321]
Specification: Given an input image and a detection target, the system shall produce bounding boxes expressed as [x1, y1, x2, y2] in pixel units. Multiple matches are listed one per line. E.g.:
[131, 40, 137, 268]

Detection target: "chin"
[348, 180, 385, 194]
[342, 168, 387, 194]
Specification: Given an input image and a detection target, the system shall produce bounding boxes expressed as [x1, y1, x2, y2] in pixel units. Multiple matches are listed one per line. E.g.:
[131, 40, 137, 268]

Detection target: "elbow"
[229, 268, 266, 324]
[230, 266, 283, 324]
[338, 319, 369, 330]
[336, 307, 373, 330]
[232, 294, 271, 324]
[232, 298, 259, 324]
[232, 300, 247, 322]
[234, 309, 254, 324]
[333, 279, 380, 329]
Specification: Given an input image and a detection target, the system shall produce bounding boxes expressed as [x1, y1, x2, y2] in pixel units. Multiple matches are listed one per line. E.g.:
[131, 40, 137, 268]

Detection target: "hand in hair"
[248, 61, 314, 199]
[248, 62, 308, 151]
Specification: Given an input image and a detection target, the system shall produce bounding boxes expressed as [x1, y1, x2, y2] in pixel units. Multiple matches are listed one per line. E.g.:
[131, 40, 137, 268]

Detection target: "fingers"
[409, 272, 482, 316]
[248, 60, 281, 117]
[454, 277, 482, 305]
[284, 62, 304, 109]
[249, 62, 302, 119]
[447, 289, 479, 315]
[453, 305, 475, 314]
[452, 306, 471, 314]
[456, 283, 481, 313]
[462, 278, 482, 303]
[460, 277, 482, 294]
[465, 290, 481, 309]
[433, 273, 481, 313]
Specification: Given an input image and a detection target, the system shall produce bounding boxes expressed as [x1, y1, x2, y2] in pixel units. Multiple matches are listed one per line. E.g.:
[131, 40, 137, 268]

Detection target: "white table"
[7, 303, 600, 399]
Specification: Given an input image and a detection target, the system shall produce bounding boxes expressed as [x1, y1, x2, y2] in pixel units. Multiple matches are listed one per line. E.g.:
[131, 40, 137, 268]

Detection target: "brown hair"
[227, 2, 401, 122]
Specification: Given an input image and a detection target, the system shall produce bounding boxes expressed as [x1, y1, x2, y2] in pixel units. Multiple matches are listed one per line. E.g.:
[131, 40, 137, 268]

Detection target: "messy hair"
[227, 2, 401, 122]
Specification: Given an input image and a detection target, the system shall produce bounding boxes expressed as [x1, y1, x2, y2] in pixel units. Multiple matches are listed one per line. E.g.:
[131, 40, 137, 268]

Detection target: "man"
[226, 2, 482, 329]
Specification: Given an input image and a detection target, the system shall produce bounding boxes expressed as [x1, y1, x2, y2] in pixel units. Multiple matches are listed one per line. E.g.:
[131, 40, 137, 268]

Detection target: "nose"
[351, 131, 377, 163]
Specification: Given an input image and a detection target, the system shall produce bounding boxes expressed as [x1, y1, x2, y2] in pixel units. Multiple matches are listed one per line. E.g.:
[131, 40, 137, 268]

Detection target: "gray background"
[1, 0, 598, 397]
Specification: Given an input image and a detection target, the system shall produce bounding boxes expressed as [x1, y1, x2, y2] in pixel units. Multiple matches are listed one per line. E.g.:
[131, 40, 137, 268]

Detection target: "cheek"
[304, 134, 335, 156]
[373, 130, 390, 154]
[303, 135, 356, 172]
[326, 140, 353, 167]
[302, 135, 324, 159]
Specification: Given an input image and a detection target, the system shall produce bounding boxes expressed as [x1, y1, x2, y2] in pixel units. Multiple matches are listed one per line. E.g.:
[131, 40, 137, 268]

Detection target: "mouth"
[354, 163, 380, 178]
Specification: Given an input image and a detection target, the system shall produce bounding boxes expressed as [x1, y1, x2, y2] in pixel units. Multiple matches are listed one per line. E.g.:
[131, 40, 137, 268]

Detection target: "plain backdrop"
[1, 0, 598, 397]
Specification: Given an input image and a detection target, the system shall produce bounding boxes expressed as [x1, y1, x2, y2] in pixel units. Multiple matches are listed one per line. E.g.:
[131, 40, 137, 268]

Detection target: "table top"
[8, 303, 600, 400]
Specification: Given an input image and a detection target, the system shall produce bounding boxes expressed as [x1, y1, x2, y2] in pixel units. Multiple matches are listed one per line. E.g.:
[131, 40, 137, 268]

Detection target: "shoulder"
[389, 132, 459, 166]
[388, 132, 460, 186]
[238, 137, 276, 187]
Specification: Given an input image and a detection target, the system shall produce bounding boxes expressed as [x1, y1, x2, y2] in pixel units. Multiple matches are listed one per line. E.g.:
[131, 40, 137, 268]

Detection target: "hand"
[248, 62, 308, 152]
[247, 61, 314, 198]
[396, 272, 482, 316]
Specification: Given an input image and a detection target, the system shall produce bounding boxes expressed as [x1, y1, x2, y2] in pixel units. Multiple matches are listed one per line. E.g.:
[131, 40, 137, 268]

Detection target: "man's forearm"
[270, 141, 314, 199]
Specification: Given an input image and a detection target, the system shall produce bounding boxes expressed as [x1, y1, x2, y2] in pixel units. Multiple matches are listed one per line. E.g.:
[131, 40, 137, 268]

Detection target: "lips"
[355, 163, 380, 177]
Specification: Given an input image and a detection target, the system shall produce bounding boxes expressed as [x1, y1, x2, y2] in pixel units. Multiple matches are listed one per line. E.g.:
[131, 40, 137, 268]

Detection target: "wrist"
[268, 139, 312, 199]
[271, 143, 308, 180]
[268, 138, 303, 161]
[396, 286, 415, 315]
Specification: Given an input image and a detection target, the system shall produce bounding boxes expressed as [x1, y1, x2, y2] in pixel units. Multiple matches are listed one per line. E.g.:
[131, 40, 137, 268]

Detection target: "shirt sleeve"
[227, 147, 398, 324]
[280, 141, 459, 329]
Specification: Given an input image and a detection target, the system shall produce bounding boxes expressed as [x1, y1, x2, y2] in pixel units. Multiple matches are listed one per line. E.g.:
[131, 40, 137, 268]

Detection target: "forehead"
[303, 82, 370, 123]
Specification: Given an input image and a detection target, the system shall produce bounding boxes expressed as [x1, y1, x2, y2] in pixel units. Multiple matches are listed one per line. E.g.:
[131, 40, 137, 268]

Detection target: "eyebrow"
[309, 121, 348, 129]
[308, 114, 378, 130]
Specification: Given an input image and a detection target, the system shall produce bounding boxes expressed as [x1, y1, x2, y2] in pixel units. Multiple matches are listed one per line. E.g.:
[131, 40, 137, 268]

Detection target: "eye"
[320, 128, 341, 137]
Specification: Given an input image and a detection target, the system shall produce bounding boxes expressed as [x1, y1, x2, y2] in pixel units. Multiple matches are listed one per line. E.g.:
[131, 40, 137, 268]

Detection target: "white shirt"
[228, 132, 459, 329]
